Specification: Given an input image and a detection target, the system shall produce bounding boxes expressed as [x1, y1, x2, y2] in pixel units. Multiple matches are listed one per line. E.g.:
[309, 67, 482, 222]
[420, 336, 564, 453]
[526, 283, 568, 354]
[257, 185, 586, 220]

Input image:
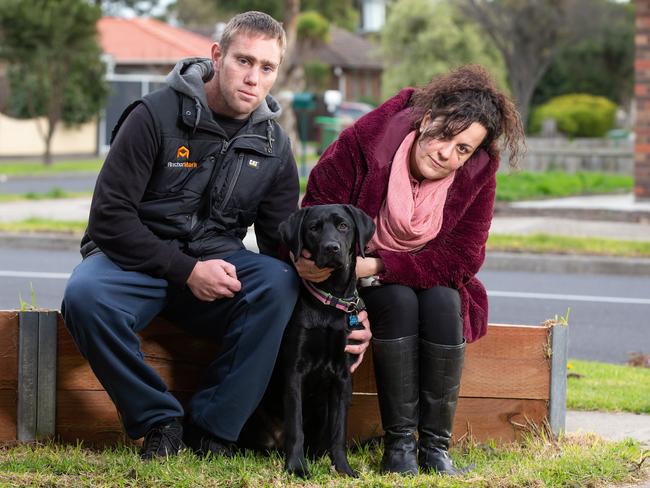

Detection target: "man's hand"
[293, 249, 333, 283]
[346, 310, 371, 373]
[187, 259, 241, 301]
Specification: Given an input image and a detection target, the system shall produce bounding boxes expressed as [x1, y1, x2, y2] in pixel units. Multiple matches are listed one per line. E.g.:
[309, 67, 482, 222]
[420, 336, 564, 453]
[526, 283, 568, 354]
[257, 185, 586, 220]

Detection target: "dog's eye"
[308, 223, 319, 231]
[337, 222, 349, 231]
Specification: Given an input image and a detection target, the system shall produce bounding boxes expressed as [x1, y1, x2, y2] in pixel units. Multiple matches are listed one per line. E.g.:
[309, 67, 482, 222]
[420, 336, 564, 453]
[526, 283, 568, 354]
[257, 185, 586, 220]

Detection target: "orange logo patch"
[177, 146, 189, 159]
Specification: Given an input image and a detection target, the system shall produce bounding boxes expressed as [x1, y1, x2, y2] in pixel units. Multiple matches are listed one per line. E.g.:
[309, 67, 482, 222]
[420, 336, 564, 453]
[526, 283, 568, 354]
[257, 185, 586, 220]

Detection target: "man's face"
[210, 33, 282, 119]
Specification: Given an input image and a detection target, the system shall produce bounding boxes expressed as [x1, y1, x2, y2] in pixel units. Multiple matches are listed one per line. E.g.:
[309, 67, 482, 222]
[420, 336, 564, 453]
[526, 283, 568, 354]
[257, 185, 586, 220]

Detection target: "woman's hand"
[292, 249, 333, 283]
[346, 310, 371, 373]
[356, 256, 385, 279]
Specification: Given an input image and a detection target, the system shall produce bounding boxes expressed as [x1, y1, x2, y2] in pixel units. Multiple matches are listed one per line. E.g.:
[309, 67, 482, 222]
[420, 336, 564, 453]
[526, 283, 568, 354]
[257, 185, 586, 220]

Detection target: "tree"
[380, 0, 507, 99]
[0, 0, 108, 165]
[166, 0, 357, 31]
[457, 0, 596, 126]
[532, 0, 634, 110]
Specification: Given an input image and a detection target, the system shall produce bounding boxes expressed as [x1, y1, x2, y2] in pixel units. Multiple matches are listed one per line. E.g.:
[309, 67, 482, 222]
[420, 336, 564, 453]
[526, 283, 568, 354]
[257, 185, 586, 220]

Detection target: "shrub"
[530, 94, 617, 138]
[297, 11, 330, 44]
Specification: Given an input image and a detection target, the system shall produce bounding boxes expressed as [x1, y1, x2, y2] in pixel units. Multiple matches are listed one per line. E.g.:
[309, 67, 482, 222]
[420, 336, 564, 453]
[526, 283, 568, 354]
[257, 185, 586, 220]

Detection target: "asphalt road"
[1, 246, 648, 365]
[0, 174, 98, 194]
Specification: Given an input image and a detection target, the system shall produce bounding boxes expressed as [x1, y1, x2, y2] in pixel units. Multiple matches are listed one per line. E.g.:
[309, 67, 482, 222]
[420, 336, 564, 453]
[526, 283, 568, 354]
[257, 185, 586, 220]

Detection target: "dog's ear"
[278, 207, 311, 261]
[342, 205, 375, 258]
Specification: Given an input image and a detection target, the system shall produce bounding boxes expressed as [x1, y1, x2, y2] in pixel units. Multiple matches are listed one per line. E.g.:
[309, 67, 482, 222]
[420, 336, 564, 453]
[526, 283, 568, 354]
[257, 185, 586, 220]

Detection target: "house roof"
[97, 17, 214, 65]
[296, 26, 383, 71]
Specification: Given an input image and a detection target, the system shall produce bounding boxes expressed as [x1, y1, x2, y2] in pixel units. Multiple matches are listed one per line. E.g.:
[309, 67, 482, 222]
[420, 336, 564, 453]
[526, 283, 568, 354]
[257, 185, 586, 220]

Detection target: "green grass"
[0, 188, 92, 203]
[0, 218, 87, 234]
[0, 159, 103, 176]
[1, 160, 632, 203]
[487, 233, 650, 258]
[0, 433, 645, 487]
[567, 359, 650, 414]
[495, 171, 633, 202]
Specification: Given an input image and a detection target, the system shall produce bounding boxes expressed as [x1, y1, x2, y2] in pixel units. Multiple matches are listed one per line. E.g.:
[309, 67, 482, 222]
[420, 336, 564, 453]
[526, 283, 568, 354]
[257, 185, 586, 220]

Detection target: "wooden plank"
[52, 316, 554, 447]
[56, 389, 126, 446]
[454, 397, 549, 443]
[0, 390, 17, 441]
[0, 312, 19, 390]
[460, 357, 550, 400]
[352, 324, 552, 400]
[139, 317, 220, 363]
[466, 324, 550, 360]
[55, 389, 192, 446]
[348, 394, 548, 444]
[57, 318, 218, 392]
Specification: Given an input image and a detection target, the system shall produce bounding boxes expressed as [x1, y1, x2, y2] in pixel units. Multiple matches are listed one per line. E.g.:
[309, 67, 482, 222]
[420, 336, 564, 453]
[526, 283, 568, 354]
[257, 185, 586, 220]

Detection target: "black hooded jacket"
[81, 58, 299, 286]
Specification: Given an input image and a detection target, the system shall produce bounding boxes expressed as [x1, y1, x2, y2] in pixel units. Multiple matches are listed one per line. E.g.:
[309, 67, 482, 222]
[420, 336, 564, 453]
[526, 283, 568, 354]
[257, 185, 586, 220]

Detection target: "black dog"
[277, 204, 375, 478]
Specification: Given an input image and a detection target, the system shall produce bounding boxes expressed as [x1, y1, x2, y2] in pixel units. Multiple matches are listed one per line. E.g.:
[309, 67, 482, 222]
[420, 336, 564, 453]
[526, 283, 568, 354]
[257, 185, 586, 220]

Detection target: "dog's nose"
[325, 242, 341, 254]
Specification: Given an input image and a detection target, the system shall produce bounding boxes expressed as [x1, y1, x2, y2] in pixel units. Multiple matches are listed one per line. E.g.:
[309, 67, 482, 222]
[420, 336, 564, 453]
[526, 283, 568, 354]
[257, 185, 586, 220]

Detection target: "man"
[61, 11, 370, 461]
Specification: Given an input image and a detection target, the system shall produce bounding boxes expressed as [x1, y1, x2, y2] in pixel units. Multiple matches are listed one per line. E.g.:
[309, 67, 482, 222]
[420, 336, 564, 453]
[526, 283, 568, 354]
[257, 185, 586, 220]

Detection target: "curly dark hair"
[410, 65, 525, 168]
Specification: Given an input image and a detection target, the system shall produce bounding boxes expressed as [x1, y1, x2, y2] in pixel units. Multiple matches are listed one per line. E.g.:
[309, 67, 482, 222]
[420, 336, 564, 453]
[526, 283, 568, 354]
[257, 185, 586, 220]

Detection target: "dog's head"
[278, 204, 375, 270]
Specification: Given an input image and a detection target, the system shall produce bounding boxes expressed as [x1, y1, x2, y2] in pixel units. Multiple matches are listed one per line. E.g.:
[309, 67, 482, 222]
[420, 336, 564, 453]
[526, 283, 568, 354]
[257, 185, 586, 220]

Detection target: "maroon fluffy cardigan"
[302, 88, 499, 343]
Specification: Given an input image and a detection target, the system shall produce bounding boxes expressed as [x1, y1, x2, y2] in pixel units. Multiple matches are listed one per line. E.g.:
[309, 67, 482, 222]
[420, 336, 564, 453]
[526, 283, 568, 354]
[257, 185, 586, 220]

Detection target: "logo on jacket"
[177, 146, 190, 159]
[248, 159, 260, 169]
[167, 145, 197, 168]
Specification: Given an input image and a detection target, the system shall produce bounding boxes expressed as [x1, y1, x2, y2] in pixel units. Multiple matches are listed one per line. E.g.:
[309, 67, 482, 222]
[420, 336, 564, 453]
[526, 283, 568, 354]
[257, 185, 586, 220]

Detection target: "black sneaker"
[183, 421, 236, 458]
[140, 418, 185, 461]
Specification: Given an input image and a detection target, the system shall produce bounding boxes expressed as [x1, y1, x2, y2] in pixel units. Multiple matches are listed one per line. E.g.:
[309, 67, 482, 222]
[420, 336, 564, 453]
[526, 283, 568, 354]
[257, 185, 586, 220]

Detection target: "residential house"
[295, 25, 383, 104]
[97, 17, 214, 151]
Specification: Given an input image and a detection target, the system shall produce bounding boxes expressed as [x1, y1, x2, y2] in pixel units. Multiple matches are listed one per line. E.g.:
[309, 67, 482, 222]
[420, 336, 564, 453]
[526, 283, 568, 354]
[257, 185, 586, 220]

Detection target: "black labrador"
[277, 204, 375, 478]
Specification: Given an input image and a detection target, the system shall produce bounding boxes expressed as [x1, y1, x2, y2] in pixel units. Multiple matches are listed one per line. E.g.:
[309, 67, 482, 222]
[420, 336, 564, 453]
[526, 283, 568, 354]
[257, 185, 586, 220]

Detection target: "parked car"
[315, 101, 375, 154]
[334, 101, 374, 123]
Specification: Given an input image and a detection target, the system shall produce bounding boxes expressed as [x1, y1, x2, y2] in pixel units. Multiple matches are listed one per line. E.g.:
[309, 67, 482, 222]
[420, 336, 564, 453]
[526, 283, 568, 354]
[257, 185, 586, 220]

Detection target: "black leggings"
[360, 285, 463, 345]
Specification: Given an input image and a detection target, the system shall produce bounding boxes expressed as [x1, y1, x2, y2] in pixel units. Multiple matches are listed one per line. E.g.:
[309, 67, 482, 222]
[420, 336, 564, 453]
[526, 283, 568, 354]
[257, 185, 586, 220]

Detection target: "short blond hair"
[219, 11, 286, 60]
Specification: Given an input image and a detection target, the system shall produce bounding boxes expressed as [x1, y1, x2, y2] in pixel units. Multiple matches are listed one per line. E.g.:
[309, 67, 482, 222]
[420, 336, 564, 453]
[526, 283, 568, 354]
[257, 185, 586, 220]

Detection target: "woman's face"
[410, 113, 487, 181]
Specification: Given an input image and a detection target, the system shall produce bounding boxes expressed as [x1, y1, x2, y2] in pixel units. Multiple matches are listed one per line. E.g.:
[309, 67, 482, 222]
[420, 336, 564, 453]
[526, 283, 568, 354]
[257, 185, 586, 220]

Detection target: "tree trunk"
[276, 0, 301, 153]
[43, 120, 56, 166]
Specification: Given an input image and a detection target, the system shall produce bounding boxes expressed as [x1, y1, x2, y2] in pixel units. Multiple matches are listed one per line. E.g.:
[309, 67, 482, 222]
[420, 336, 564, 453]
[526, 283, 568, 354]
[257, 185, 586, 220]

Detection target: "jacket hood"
[166, 57, 282, 127]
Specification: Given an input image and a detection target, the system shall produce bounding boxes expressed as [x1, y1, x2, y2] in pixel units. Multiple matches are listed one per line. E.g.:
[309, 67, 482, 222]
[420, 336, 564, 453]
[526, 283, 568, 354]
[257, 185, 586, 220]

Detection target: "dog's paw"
[285, 458, 311, 478]
[335, 462, 358, 478]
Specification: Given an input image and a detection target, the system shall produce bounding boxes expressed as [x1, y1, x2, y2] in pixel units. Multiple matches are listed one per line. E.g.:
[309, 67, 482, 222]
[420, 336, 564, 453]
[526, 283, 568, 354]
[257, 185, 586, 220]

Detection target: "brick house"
[635, 0, 650, 200]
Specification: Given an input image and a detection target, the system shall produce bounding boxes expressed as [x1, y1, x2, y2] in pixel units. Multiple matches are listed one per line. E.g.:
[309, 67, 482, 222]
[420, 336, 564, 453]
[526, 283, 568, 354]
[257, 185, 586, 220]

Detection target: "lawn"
[0, 357, 648, 486]
[0, 433, 645, 487]
[495, 171, 633, 202]
[0, 159, 103, 176]
[487, 233, 650, 258]
[0, 188, 92, 203]
[0, 218, 87, 234]
[567, 359, 650, 414]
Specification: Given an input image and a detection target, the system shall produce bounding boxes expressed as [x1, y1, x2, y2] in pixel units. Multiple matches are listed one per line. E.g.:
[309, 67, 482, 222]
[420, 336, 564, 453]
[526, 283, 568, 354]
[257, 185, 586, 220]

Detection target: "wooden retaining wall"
[0, 310, 567, 446]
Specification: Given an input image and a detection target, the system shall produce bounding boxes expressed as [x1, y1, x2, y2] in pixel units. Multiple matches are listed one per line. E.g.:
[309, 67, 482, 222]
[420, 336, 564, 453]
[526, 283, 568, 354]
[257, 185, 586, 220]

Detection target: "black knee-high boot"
[372, 335, 419, 475]
[418, 339, 468, 475]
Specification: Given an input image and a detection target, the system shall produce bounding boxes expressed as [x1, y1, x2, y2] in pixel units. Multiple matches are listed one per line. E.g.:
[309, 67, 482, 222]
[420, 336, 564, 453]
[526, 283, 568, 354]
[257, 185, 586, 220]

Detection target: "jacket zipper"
[218, 134, 268, 210]
[189, 134, 269, 232]
[220, 153, 244, 210]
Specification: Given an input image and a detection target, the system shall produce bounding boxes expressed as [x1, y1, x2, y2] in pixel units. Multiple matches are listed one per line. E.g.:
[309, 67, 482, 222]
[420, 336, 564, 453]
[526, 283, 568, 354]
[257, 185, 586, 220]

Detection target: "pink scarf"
[367, 131, 455, 253]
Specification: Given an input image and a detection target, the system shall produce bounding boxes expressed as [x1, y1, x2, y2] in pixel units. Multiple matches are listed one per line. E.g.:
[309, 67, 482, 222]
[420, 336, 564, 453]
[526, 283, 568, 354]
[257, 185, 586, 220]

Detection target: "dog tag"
[347, 314, 363, 330]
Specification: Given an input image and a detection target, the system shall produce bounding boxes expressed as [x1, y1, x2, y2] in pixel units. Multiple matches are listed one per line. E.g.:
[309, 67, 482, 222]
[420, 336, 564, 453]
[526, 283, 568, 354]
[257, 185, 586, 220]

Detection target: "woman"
[296, 65, 525, 475]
